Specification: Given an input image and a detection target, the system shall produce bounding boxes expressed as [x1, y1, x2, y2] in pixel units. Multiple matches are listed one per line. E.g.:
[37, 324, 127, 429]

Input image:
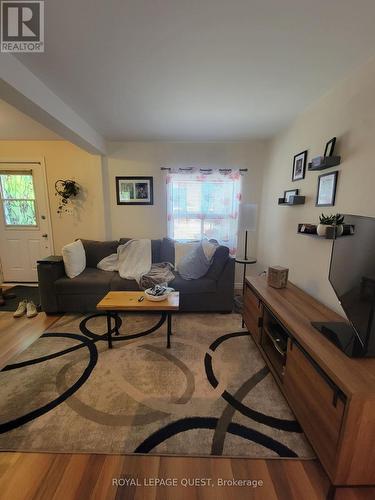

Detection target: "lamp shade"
[239, 203, 257, 232]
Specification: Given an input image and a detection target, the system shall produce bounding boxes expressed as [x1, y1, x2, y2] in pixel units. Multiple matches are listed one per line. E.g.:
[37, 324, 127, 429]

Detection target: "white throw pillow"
[174, 241, 199, 271]
[62, 240, 86, 278]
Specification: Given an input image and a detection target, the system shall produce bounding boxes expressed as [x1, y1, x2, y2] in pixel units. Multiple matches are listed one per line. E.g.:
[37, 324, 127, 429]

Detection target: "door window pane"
[3, 200, 37, 226]
[1, 174, 35, 199]
[0, 173, 37, 226]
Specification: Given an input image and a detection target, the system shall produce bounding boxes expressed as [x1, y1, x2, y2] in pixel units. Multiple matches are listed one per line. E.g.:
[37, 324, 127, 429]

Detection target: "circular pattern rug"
[0, 312, 314, 458]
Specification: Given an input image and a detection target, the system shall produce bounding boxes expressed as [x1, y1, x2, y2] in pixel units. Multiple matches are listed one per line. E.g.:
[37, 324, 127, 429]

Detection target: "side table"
[235, 257, 257, 327]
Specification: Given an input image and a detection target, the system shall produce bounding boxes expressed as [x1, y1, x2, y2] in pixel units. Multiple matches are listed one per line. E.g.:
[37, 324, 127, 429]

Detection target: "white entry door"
[0, 162, 53, 282]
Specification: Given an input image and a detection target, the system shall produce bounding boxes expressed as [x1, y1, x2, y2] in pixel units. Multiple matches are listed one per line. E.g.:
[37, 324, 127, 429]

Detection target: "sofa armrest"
[37, 256, 65, 313]
[37, 255, 64, 265]
[217, 257, 235, 292]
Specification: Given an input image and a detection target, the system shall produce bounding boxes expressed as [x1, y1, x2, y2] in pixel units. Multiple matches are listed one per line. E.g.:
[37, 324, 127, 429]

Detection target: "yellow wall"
[257, 57, 375, 314]
[0, 141, 106, 252]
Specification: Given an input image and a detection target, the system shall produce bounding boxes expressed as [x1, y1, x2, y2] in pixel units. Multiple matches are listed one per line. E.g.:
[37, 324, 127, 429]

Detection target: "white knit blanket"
[97, 239, 151, 284]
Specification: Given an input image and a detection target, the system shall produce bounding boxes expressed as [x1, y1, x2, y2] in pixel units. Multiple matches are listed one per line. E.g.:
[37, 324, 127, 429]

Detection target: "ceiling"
[13, 0, 375, 141]
[0, 99, 61, 140]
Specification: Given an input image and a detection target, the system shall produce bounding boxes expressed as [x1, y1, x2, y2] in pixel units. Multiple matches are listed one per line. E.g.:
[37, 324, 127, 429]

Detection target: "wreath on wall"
[55, 179, 80, 214]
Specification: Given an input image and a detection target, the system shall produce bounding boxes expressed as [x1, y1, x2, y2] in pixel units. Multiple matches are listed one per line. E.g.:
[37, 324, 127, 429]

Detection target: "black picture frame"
[324, 137, 336, 157]
[116, 176, 154, 205]
[316, 171, 339, 207]
[292, 150, 307, 181]
[284, 189, 299, 203]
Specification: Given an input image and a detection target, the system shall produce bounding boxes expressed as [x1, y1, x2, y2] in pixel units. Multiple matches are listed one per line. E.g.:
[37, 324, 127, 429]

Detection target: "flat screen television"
[312, 214, 375, 357]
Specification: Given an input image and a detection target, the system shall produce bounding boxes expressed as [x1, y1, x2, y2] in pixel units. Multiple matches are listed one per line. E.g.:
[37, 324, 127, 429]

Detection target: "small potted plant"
[55, 179, 80, 214]
[317, 213, 345, 237]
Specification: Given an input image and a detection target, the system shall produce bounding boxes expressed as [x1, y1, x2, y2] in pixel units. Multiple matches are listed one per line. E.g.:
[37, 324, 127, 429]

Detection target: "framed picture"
[292, 150, 307, 181]
[316, 171, 339, 207]
[116, 176, 154, 205]
[324, 137, 336, 157]
[284, 189, 299, 203]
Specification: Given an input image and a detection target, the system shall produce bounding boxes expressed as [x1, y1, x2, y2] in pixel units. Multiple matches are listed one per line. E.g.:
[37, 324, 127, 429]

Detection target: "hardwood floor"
[0, 310, 60, 370]
[0, 453, 331, 500]
[0, 310, 374, 500]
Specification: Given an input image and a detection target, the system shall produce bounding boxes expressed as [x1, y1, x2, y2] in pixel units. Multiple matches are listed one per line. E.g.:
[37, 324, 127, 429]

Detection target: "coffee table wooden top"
[97, 291, 180, 311]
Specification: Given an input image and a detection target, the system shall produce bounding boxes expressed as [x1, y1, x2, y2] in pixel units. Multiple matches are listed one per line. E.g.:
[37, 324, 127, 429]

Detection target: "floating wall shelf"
[278, 195, 306, 206]
[297, 223, 355, 240]
[308, 156, 341, 171]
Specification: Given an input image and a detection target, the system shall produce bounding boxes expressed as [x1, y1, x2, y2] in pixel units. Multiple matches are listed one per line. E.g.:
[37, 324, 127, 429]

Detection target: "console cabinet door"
[284, 340, 346, 477]
[243, 284, 262, 342]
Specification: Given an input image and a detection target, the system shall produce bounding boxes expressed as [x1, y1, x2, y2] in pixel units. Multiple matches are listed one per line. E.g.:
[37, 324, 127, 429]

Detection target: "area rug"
[0, 285, 40, 312]
[0, 312, 314, 458]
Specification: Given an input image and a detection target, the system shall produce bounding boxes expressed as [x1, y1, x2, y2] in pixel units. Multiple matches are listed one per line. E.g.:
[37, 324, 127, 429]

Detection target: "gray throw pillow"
[160, 237, 175, 264]
[80, 239, 119, 268]
[178, 242, 217, 280]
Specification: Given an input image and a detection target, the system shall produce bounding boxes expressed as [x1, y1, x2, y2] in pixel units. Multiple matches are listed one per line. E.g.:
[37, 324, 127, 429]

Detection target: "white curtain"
[166, 169, 242, 255]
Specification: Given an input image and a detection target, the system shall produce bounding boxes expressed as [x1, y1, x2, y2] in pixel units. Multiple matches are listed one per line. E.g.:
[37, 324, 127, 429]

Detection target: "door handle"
[42, 234, 48, 238]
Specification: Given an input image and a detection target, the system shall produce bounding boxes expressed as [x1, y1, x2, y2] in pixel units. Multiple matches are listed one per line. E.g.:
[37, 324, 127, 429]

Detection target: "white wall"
[257, 57, 375, 314]
[106, 141, 269, 284]
[0, 54, 106, 154]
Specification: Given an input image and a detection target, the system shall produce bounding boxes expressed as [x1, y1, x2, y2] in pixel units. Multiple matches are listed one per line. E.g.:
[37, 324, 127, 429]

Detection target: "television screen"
[329, 215, 375, 355]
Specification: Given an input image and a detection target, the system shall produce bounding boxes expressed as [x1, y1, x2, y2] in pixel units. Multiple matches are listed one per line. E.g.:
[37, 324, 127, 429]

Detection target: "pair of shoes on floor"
[13, 300, 38, 319]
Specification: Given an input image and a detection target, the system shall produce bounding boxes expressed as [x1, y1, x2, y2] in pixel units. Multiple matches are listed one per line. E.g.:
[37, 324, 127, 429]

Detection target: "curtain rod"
[160, 167, 248, 172]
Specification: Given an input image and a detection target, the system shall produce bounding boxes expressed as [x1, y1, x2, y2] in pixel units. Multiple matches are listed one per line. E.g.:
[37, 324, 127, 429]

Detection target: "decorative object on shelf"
[267, 266, 289, 289]
[317, 213, 344, 237]
[324, 137, 336, 157]
[308, 137, 340, 171]
[316, 171, 338, 207]
[298, 223, 317, 234]
[278, 189, 305, 205]
[54, 179, 80, 215]
[116, 176, 153, 205]
[308, 155, 341, 171]
[284, 189, 298, 202]
[298, 222, 354, 239]
[292, 150, 307, 181]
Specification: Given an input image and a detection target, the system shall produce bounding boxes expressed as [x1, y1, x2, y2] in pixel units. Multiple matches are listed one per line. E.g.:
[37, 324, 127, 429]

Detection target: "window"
[0, 172, 37, 226]
[166, 170, 241, 255]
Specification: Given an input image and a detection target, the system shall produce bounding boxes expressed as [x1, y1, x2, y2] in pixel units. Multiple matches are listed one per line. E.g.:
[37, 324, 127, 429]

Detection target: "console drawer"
[243, 284, 262, 342]
[284, 340, 346, 476]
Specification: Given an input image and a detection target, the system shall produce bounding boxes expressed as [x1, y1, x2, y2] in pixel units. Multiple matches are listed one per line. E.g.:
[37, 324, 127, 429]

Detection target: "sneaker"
[13, 300, 27, 318]
[26, 301, 38, 318]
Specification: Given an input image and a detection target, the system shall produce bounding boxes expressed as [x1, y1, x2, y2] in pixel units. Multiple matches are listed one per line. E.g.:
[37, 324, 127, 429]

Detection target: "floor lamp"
[235, 204, 258, 324]
[239, 203, 257, 259]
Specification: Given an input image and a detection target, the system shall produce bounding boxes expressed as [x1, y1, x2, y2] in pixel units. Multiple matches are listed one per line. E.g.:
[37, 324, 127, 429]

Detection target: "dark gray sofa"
[37, 238, 235, 313]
